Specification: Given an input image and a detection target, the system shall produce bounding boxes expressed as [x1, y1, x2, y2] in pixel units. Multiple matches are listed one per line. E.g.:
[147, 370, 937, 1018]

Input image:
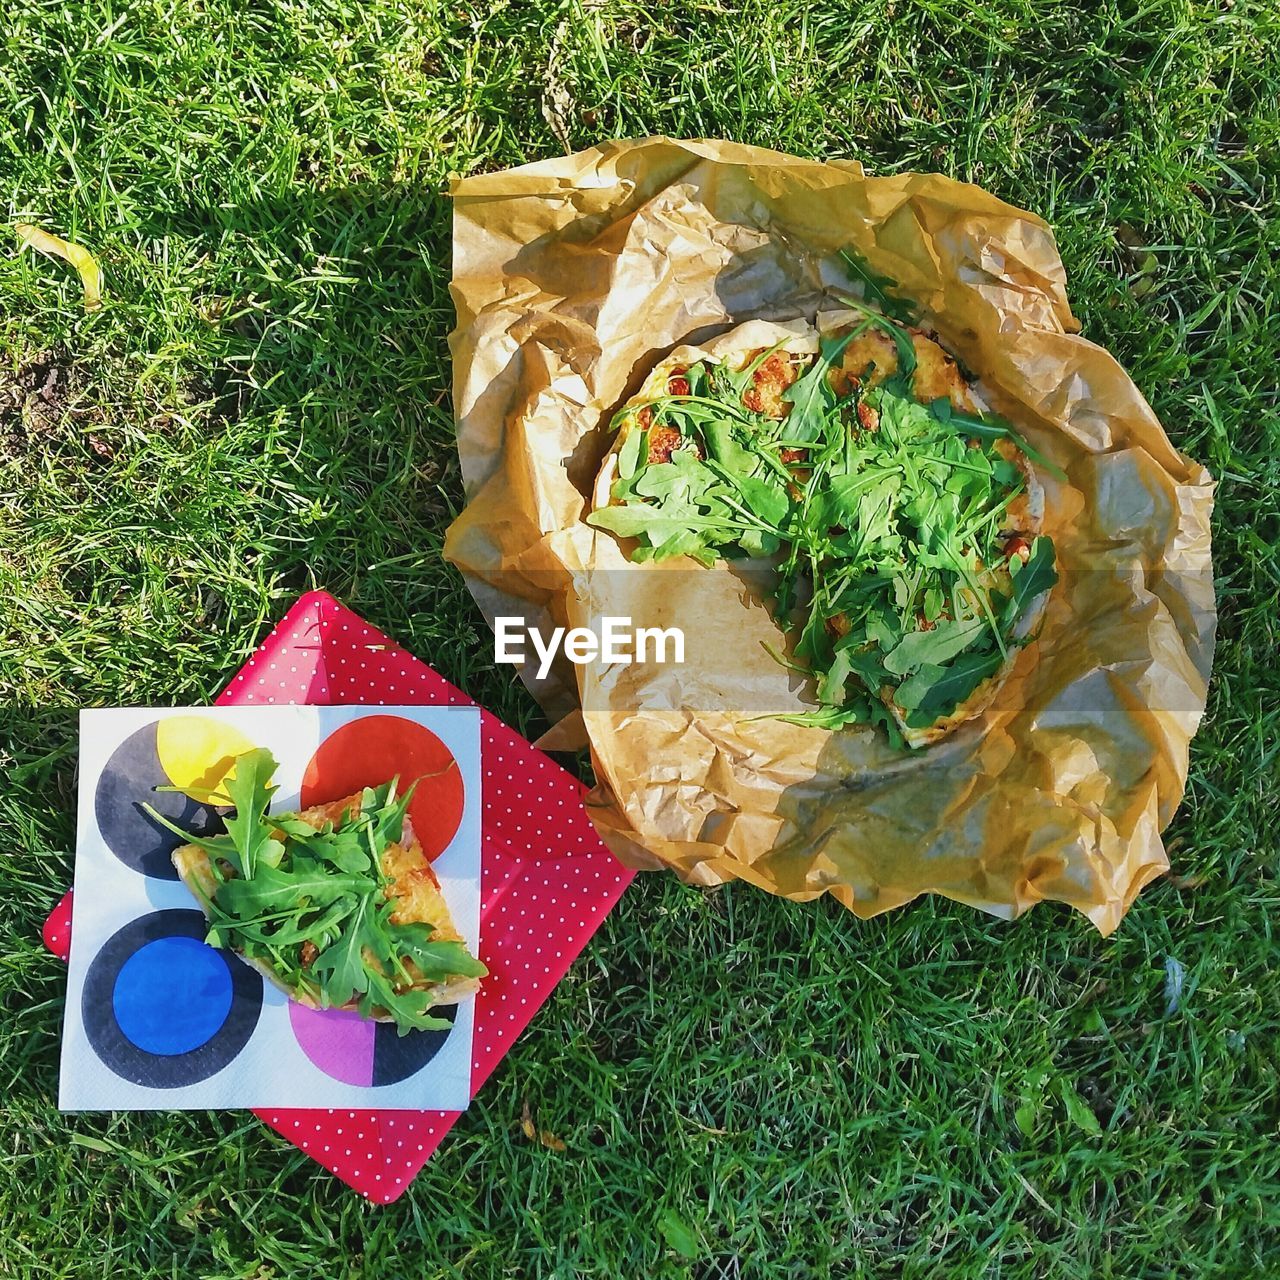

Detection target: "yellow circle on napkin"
[156, 716, 257, 805]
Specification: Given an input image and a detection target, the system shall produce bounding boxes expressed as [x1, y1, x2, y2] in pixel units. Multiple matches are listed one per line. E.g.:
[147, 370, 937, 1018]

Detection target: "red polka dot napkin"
[44, 589, 634, 1202]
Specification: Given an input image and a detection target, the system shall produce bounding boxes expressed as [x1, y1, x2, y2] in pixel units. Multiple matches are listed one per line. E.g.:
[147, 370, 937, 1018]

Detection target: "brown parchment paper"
[443, 137, 1216, 936]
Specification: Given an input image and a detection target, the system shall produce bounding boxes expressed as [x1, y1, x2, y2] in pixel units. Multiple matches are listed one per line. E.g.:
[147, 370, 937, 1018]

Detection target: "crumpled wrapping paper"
[443, 137, 1216, 935]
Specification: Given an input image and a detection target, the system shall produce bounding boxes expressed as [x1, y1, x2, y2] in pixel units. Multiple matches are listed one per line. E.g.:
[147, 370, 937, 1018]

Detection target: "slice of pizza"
[156, 751, 486, 1032]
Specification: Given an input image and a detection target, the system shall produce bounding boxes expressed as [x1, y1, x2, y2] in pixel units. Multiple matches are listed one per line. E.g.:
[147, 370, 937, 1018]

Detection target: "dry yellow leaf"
[519, 1100, 566, 1150]
[14, 223, 103, 310]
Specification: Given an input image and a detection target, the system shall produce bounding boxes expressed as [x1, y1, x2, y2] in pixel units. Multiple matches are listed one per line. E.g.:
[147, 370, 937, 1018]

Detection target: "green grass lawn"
[2, 0, 1278, 1275]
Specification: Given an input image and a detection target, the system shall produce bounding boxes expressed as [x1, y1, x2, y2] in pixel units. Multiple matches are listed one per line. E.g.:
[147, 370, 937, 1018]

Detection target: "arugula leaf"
[702, 417, 762, 476]
[715, 338, 793, 399]
[221, 748, 280, 879]
[882, 617, 988, 676]
[833, 296, 917, 378]
[215, 862, 374, 918]
[838, 247, 919, 325]
[617, 420, 644, 481]
[364, 778, 415, 849]
[896, 649, 1005, 724]
[367, 987, 454, 1035]
[943, 408, 1068, 482]
[705, 462, 791, 529]
[810, 467, 900, 532]
[885, 662, 944, 712]
[999, 535, 1058, 632]
[873, 384, 936, 444]
[772, 697, 906, 750]
[588, 503, 720, 544]
[310, 893, 376, 1007]
[271, 816, 375, 874]
[631, 446, 710, 504]
[780, 327, 867, 441]
[394, 925, 490, 981]
[140, 808, 238, 863]
[864, 608, 903, 653]
[251, 894, 360, 947]
[815, 643, 857, 706]
[771, 703, 872, 731]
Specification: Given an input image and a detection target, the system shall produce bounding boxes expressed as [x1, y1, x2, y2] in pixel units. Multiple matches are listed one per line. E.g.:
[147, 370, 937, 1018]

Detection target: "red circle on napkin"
[301, 715, 464, 858]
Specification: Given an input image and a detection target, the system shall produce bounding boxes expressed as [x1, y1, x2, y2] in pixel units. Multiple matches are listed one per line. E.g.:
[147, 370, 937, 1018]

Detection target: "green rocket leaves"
[153, 754, 486, 1034]
[586, 256, 1058, 746]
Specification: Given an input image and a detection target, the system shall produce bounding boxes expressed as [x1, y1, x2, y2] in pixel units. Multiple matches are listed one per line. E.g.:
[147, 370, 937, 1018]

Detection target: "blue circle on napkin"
[113, 936, 234, 1055]
[82, 909, 262, 1088]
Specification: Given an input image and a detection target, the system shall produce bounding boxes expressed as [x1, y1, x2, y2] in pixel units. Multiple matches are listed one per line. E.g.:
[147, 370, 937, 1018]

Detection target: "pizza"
[587, 302, 1057, 749]
[152, 749, 486, 1033]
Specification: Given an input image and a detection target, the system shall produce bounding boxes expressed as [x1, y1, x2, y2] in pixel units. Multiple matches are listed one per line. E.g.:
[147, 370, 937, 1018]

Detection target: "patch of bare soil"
[0, 352, 113, 464]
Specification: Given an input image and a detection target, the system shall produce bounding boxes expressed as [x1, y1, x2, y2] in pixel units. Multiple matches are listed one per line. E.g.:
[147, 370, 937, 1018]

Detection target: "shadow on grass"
[139, 181, 553, 736]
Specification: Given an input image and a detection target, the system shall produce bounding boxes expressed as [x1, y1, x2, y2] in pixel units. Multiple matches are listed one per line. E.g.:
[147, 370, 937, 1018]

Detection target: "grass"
[1, 0, 1278, 1275]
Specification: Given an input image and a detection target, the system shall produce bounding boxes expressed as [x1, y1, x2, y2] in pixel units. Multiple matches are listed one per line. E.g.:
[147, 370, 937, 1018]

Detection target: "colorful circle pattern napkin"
[45, 589, 634, 1202]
